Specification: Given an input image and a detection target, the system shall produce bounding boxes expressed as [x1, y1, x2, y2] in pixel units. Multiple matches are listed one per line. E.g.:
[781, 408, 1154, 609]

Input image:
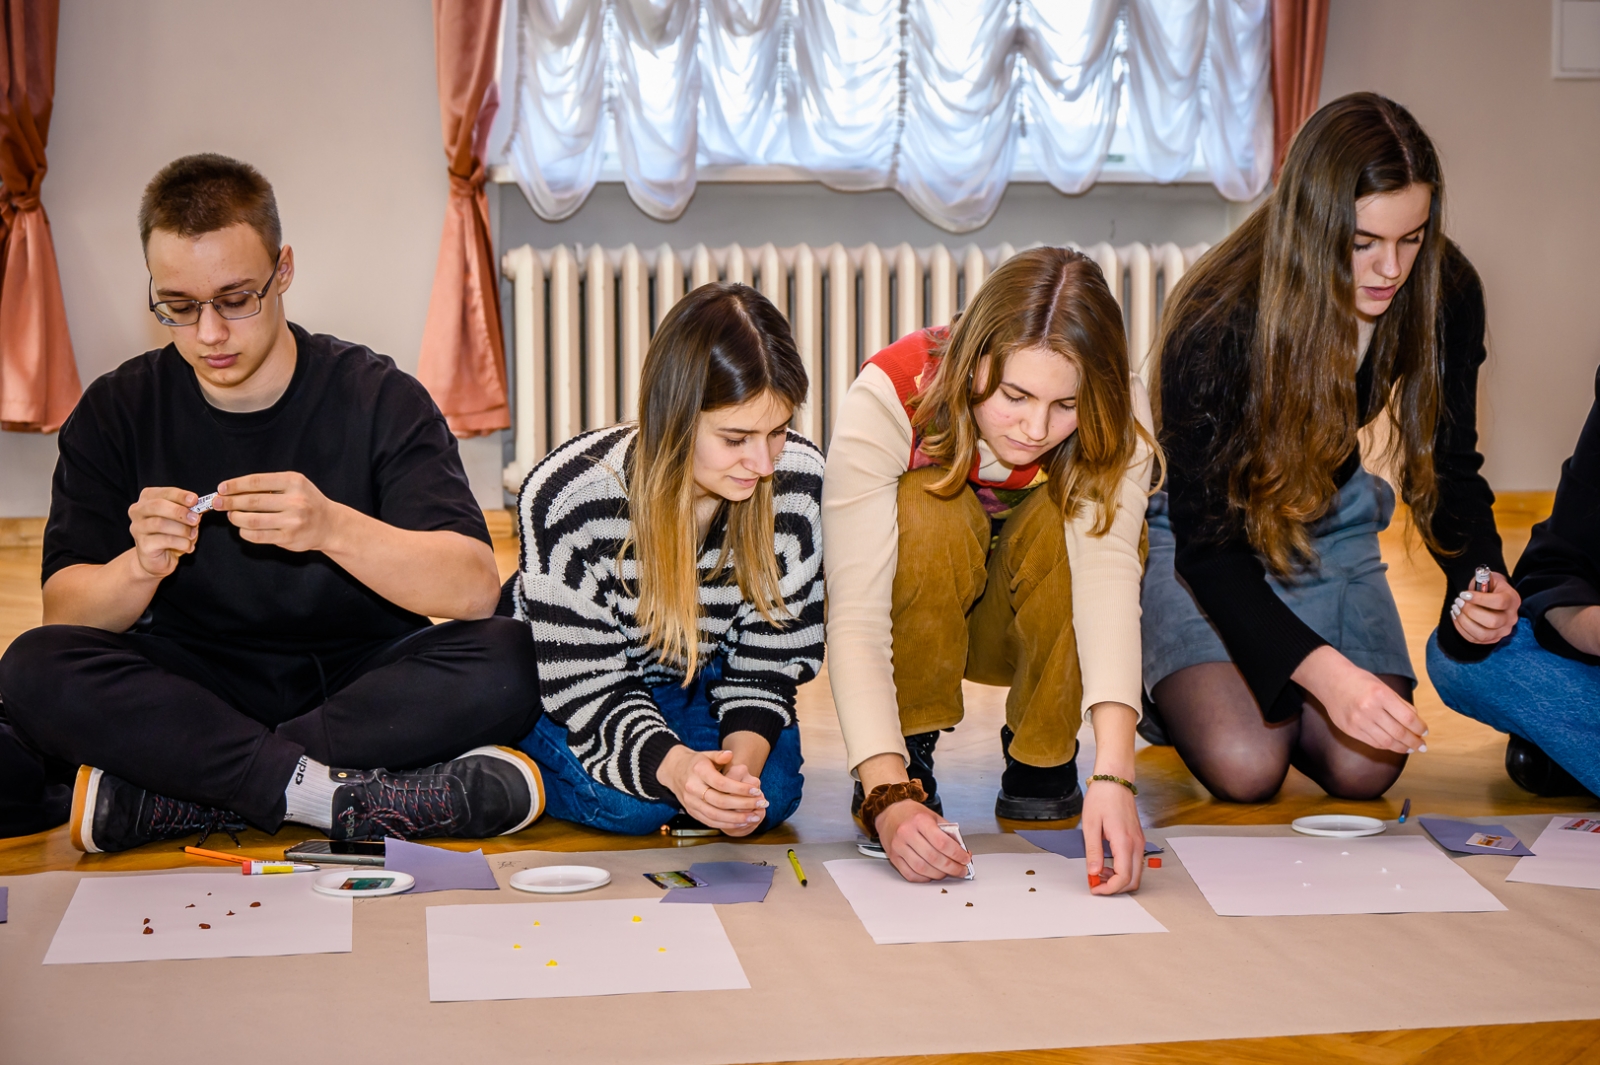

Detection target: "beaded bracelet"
[1089, 773, 1138, 796]
[857, 780, 928, 841]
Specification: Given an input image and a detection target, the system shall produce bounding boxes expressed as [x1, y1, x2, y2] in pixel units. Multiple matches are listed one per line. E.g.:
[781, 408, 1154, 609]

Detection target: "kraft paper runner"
[3, 816, 1599, 1065]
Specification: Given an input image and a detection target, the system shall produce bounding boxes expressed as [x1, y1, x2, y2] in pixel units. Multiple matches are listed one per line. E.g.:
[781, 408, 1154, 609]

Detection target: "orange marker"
[185, 846, 250, 866]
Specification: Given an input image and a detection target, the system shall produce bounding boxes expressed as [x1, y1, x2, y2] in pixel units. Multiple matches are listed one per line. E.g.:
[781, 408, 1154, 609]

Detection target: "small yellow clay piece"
[658, 947, 666, 953]
[546, 959, 558, 967]
[513, 944, 522, 949]
[631, 915, 642, 923]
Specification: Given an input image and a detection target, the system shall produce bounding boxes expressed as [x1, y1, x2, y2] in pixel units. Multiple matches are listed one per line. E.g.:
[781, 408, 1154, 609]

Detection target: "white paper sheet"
[1166, 836, 1507, 917]
[823, 852, 1167, 945]
[43, 872, 352, 964]
[1506, 815, 1600, 890]
[425, 898, 750, 1002]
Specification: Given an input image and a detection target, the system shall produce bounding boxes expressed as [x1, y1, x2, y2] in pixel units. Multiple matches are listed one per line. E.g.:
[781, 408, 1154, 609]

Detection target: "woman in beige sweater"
[822, 247, 1156, 890]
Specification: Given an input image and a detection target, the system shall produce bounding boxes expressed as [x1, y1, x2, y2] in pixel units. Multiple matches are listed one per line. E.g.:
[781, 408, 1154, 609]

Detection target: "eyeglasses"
[148, 251, 283, 327]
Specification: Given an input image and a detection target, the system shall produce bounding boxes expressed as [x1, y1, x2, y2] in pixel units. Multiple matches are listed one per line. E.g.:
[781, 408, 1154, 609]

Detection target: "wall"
[5, 0, 506, 517]
[1322, 0, 1600, 490]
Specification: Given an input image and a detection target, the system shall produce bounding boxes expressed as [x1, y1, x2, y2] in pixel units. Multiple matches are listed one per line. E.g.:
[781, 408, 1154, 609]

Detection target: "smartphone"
[282, 839, 387, 866]
[665, 813, 720, 837]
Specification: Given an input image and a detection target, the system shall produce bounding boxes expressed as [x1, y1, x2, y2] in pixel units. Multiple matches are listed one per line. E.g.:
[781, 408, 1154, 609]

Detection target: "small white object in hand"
[190, 492, 217, 514]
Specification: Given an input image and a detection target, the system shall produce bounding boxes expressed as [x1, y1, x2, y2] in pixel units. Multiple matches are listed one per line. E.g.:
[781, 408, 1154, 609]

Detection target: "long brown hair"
[912, 246, 1155, 535]
[624, 282, 809, 675]
[1153, 92, 1447, 572]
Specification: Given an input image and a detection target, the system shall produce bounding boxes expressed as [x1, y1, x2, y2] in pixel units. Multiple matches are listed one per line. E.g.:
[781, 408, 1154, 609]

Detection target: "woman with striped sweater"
[510, 283, 824, 836]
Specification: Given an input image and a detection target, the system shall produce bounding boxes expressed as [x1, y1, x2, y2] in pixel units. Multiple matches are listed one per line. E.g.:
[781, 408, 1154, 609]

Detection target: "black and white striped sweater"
[513, 423, 825, 801]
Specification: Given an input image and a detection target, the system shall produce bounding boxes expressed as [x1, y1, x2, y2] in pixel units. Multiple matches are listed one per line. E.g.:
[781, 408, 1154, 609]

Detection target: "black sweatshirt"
[43, 324, 490, 660]
[1512, 366, 1600, 664]
[1159, 242, 1506, 720]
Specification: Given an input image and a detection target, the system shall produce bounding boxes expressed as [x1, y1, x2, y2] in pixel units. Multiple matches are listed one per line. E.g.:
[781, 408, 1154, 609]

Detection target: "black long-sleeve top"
[1512, 366, 1600, 664]
[1159, 242, 1506, 720]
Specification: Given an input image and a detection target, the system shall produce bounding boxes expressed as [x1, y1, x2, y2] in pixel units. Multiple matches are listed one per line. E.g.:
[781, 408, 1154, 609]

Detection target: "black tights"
[1151, 662, 1410, 803]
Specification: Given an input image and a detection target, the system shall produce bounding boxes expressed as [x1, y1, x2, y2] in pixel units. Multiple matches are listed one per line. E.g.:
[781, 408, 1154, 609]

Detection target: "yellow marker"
[631, 915, 642, 923]
[787, 848, 808, 887]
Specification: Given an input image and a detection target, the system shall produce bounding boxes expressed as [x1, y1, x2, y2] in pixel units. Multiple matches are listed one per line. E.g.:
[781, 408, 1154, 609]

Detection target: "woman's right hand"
[657, 745, 768, 832]
[1291, 645, 1427, 754]
[875, 798, 971, 882]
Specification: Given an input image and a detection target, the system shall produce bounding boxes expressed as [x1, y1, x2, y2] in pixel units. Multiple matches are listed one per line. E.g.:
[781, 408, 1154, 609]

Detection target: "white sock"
[282, 755, 338, 830]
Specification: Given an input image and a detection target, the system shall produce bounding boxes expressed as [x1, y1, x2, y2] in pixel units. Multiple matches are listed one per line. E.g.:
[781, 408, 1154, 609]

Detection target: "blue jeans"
[515, 660, 804, 835]
[1427, 618, 1600, 796]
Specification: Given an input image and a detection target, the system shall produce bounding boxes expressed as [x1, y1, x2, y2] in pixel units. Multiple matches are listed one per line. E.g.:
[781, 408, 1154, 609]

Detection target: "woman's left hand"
[1082, 775, 1144, 895]
[1451, 571, 1520, 645]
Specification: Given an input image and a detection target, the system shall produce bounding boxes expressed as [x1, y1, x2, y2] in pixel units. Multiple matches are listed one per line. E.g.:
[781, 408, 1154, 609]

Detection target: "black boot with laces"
[69, 765, 248, 854]
[327, 745, 544, 841]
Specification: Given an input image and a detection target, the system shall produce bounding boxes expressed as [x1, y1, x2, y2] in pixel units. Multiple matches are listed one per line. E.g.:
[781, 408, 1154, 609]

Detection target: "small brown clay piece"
[225, 911, 235, 916]
[1028, 887, 1036, 892]
[142, 918, 150, 925]
[940, 889, 947, 894]
[142, 927, 153, 935]
[250, 902, 261, 908]
[1026, 870, 1035, 875]
[185, 904, 195, 909]
[965, 902, 973, 907]
[198, 923, 211, 929]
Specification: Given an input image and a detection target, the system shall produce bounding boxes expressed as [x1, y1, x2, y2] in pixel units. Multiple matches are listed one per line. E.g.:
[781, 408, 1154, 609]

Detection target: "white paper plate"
[312, 870, 415, 897]
[509, 865, 612, 894]
[1291, 814, 1387, 838]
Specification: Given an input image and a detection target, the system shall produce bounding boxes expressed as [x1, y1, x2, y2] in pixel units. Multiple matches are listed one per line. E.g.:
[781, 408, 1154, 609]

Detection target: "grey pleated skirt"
[1141, 466, 1415, 692]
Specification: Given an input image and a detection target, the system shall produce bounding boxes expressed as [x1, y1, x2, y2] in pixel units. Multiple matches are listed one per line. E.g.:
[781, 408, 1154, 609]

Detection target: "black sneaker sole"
[995, 785, 1084, 821]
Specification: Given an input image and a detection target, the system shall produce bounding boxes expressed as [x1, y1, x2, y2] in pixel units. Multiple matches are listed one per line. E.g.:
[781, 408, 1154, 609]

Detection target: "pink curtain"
[419, 0, 508, 437]
[1270, 0, 1330, 182]
[0, 0, 79, 433]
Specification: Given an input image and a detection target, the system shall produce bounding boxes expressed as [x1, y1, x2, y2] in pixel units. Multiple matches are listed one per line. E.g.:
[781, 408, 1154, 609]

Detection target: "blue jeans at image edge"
[1426, 617, 1600, 796]
[515, 662, 805, 835]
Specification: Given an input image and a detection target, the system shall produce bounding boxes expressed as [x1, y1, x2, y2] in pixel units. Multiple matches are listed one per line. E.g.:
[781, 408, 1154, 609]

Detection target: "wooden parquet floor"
[2, 497, 1596, 1064]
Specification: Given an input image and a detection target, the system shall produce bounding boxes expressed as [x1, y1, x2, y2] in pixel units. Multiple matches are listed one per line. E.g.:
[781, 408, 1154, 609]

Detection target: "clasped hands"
[656, 736, 771, 837]
[127, 472, 345, 578]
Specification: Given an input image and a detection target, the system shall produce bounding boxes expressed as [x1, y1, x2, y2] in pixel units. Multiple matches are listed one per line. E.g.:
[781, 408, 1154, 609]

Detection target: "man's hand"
[213, 472, 346, 553]
[128, 487, 201, 578]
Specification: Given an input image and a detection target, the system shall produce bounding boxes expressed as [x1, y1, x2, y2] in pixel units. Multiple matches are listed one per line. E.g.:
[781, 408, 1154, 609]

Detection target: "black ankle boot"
[995, 725, 1083, 820]
[1505, 734, 1593, 798]
[1136, 690, 1172, 746]
[850, 730, 946, 824]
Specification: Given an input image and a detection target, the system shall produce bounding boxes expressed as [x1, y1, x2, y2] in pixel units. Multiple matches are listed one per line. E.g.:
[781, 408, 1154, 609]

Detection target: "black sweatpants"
[0, 618, 540, 831]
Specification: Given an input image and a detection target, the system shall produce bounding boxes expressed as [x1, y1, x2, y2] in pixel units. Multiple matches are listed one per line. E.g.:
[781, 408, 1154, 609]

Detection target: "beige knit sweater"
[821, 361, 1154, 774]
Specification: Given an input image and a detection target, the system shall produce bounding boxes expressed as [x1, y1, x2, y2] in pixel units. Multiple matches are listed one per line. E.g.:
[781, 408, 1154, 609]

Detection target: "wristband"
[1089, 773, 1138, 796]
[857, 780, 928, 841]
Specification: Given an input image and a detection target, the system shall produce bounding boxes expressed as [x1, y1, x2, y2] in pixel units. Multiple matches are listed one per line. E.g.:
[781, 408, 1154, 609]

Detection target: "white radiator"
[499, 240, 1210, 492]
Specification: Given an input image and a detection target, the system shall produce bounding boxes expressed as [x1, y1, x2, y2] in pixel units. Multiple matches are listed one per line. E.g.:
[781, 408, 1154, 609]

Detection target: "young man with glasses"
[0, 154, 546, 852]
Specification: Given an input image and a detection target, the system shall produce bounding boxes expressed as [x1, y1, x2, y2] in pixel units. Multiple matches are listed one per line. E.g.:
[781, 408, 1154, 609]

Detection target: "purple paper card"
[1018, 829, 1164, 861]
[0, 885, 7, 923]
[1417, 816, 1535, 856]
[660, 861, 774, 904]
[383, 837, 499, 893]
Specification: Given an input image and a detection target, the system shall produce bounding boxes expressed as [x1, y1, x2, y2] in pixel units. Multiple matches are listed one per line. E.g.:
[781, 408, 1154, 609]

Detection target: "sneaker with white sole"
[328, 745, 544, 841]
[70, 766, 248, 854]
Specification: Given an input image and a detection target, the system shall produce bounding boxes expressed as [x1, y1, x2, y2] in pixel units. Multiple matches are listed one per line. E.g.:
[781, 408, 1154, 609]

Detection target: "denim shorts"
[1141, 466, 1415, 692]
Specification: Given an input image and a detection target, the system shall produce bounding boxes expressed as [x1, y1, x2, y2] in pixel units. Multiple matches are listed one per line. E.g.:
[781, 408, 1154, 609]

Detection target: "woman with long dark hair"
[1142, 92, 1519, 801]
[825, 247, 1157, 889]
[510, 282, 824, 835]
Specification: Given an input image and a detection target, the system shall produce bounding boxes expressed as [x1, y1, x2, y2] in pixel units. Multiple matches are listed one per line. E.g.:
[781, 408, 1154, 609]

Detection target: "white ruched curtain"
[502, 0, 1272, 233]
